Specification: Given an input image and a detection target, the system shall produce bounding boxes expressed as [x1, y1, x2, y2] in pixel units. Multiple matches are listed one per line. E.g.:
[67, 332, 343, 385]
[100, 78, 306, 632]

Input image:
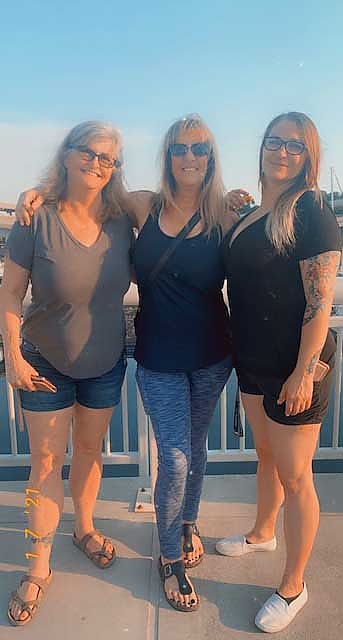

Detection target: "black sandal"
[183, 523, 204, 568]
[158, 557, 199, 612]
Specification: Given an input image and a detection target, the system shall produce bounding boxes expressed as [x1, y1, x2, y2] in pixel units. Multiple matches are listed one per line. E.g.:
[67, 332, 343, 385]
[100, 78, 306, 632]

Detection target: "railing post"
[137, 387, 149, 479]
[148, 420, 157, 507]
[220, 389, 227, 451]
[121, 373, 129, 453]
[238, 390, 246, 451]
[6, 380, 18, 455]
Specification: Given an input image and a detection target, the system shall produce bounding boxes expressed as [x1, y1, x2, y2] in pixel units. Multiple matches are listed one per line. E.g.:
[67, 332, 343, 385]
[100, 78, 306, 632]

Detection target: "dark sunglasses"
[168, 142, 211, 157]
[71, 145, 122, 169]
[263, 136, 306, 156]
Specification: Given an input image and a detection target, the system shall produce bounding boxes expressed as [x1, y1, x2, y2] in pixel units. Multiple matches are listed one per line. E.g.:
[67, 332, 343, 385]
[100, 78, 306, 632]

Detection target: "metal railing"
[1, 323, 343, 476]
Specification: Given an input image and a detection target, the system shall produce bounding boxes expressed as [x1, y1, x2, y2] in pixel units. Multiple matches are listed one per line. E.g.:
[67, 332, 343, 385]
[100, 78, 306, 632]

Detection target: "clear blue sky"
[1, 0, 342, 201]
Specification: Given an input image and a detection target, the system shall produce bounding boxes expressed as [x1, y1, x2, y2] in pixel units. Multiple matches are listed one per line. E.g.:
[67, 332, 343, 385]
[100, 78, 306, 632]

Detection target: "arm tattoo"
[307, 350, 321, 374]
[300, 251, 340, 326]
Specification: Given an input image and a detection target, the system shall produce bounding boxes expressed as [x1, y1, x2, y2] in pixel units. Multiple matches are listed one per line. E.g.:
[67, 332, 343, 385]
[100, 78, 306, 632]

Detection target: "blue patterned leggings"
[136, 355, 232, 559]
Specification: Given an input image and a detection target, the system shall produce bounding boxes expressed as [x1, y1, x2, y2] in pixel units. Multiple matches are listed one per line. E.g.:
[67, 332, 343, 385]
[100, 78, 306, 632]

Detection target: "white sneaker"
[255, 583, 308, 633]
[215, 534, 277, 557]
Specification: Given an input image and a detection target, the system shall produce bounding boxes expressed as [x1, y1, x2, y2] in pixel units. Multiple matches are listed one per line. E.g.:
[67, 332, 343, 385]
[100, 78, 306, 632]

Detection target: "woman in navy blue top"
[130, 114, 235, 611]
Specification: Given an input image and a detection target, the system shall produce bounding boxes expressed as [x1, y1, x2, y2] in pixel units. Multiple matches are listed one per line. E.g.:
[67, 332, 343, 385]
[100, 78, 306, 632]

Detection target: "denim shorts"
[19, 340, 127, 412]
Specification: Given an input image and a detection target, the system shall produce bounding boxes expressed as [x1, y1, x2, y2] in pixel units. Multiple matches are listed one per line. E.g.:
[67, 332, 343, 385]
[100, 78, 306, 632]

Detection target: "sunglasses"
[71, 145, 122, 169]
[263, 136, 306, 156]
[168, 142, 211, 157]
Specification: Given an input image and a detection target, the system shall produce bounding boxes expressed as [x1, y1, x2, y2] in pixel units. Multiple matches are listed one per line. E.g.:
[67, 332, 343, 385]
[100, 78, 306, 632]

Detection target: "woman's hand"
[277, 368, 314, 416]
[225, 189, 252, 212]
[6, 353, 39, 391]
[15, 189, 44, 226]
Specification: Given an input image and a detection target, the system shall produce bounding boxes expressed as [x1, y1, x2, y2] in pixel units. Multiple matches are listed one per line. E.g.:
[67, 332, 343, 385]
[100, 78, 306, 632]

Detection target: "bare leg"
[69, 404, 114, 565]
[266, 419, 320, 597]
[9, 407, 72, 623]
[241, 393, 284, 542]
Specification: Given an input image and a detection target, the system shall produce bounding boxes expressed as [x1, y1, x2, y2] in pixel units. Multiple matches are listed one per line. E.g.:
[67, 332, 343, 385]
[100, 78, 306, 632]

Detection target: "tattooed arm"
[277, 251, 340, 416]
[297, 251, 341, 372]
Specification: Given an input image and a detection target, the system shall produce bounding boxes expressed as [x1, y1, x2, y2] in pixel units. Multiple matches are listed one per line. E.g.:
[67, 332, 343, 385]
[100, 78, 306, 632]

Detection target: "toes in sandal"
[7, 570, 52, 627]
[183, 523, 204, 568]
[73, 529, 116, 569]
[158, 557, 199, 613]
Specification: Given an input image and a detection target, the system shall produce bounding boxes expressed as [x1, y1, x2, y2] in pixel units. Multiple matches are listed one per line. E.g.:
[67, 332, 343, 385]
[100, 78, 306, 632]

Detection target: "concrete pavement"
[0, 474, 342, 639]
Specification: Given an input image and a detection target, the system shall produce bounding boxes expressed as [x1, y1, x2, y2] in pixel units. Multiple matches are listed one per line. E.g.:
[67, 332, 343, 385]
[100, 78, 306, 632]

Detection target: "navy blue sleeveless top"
[133, 213, 232, 372]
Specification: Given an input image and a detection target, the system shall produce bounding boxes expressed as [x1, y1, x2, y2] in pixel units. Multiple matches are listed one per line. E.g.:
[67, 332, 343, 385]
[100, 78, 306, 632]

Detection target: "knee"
[30, 450, 65, 482]
[279, 470, 313, 496]
[73, 435, 103, 456]
[159, 447, 190, 484]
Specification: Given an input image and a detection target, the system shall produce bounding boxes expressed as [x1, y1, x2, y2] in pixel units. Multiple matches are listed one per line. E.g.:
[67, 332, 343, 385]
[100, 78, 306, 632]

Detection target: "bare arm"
[15, 184, 156, 231]
[0, 258, 38, 390]
[278, 250, 341, 415]
[119, 189, 155, 230]
[15, 188, 44, 225]
[221, 207, 239, 234]
[221, 189, 251, 234]
[297, 251, 341, 373]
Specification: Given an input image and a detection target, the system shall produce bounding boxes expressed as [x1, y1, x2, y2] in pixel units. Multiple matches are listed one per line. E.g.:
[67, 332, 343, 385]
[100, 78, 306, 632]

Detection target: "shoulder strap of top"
[143, 210, 201, 289]
[223, 205, 259, 248]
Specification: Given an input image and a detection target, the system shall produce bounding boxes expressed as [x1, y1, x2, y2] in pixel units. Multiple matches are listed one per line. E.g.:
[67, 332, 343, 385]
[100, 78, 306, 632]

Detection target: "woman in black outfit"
[217, 112, 341, 633]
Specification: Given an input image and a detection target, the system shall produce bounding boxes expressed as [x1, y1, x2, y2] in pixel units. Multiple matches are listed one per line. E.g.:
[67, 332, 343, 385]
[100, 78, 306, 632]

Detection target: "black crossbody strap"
[145, 210, 201, 288]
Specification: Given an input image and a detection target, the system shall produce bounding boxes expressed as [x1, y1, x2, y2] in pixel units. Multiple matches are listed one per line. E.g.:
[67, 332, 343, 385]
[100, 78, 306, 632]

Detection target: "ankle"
[278, 579, 304, 598]
[74, 523, 94, 539]
[161, 556, 183, 565]
[246, 530, 275, 543]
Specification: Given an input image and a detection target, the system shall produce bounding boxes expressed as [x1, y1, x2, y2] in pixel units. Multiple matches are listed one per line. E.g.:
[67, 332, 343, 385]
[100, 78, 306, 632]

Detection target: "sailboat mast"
[330, 166, 335, 211]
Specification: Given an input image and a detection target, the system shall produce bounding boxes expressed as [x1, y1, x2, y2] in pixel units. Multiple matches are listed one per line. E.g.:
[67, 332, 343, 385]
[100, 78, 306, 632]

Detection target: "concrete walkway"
[0, 474, 342, 639]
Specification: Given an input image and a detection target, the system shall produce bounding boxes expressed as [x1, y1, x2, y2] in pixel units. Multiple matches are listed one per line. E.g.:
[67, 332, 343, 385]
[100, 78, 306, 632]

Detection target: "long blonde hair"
[155, 114, 226, 237]
[259, 112, 322, 253]
[39, 120, 125, 222]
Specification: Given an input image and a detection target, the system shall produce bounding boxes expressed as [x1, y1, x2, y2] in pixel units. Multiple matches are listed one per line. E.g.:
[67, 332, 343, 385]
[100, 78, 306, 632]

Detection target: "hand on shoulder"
[15, 188, 44, 226]
[221, 189, 253, 234]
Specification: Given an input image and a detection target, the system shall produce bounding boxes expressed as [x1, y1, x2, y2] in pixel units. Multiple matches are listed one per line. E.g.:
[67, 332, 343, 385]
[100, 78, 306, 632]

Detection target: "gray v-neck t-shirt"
[6, 206, 133, 378]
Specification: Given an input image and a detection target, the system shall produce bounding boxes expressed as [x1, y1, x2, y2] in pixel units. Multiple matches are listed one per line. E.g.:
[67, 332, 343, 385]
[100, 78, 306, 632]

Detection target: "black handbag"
[233, 387, 244, 437]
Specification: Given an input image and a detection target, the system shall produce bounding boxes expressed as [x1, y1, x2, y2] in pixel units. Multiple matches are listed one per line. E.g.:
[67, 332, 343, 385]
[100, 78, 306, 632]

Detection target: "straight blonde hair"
[259, 112, 322, 253]
[154, 114, 226, 237]
[39, 121, 125, 222]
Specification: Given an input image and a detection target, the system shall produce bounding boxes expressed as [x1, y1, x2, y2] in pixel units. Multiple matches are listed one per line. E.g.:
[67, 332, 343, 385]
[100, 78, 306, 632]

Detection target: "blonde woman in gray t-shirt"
[0, 121, 133, 625]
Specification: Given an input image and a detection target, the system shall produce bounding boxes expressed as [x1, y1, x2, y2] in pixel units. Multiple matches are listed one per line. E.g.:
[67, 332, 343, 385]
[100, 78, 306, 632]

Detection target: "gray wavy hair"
[39, 120, 125, 221]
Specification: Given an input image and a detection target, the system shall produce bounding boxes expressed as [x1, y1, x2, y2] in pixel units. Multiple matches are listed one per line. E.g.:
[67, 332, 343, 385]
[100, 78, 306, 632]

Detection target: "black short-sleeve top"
[221, 192, 342, 378]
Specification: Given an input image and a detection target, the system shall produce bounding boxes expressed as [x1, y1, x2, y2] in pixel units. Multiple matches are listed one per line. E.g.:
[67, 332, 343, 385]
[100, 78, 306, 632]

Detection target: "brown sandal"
[7, 570, 52, 626]
[73, 529, 116, 568]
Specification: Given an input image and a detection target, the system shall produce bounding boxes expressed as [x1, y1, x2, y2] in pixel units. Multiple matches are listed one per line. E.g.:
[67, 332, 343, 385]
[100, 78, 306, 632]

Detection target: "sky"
[1, 0, 343, 203]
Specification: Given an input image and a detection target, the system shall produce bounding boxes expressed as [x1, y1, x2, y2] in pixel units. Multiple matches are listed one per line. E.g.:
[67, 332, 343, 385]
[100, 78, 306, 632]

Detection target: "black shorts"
[237, 365, 334, 426]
